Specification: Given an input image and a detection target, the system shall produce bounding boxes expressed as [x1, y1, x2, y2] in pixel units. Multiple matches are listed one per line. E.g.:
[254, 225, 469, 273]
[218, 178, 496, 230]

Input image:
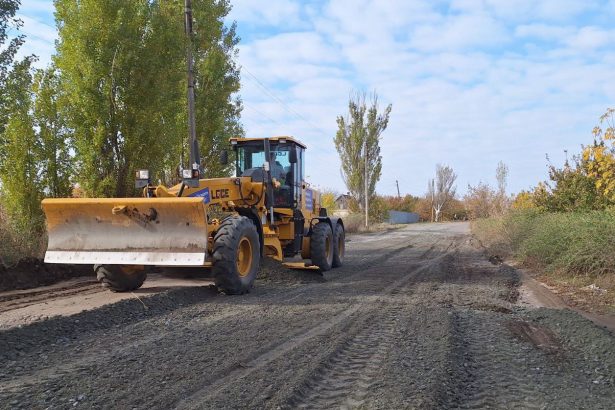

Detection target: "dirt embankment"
[0, 258, 91, 292]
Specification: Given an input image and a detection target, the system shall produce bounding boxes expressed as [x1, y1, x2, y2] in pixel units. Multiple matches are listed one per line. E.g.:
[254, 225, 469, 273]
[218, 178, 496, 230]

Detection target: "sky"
[16, 0, 615, 197]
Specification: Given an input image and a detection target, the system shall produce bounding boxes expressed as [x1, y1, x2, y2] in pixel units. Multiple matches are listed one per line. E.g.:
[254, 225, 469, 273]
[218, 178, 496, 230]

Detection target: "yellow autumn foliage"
[583, 108, 615, 202]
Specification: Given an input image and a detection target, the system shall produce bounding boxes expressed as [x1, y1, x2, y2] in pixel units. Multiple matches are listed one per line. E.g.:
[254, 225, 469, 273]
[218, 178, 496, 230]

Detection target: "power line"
[243, 103, 282, 126]
[241, 65, 331, 138]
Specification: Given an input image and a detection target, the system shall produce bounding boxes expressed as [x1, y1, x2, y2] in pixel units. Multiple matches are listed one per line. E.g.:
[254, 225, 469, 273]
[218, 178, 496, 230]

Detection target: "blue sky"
[16, 0, 615, 197]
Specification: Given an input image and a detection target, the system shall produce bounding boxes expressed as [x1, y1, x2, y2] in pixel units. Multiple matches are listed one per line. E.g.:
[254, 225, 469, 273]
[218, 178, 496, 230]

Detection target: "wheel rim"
[119, 265, 144, 276]
[338, 232, 345, 260]
[236, 237, 253, 277]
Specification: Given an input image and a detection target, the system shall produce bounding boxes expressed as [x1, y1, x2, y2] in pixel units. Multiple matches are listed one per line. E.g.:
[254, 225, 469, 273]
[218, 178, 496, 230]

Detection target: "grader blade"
[42, 197, 208, 266]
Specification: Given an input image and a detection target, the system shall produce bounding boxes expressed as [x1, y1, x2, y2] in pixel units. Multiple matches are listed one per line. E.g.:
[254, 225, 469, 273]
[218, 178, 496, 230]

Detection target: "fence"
[388, 210, 419, 224]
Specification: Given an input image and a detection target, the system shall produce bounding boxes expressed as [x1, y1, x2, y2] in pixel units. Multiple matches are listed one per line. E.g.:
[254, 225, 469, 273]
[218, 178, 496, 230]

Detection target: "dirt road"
[1, 222, 614, 409]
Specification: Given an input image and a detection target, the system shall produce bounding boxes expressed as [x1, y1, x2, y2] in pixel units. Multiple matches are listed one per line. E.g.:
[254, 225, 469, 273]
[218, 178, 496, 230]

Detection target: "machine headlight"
[182, 169, 193, 179]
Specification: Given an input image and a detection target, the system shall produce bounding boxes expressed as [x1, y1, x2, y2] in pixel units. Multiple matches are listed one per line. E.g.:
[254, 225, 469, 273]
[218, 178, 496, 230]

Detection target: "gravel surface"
[0, 222, 614, 409]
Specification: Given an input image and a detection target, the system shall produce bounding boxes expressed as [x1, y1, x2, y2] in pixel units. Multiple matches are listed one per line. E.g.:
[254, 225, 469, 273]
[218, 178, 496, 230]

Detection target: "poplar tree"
[0, 60, 43, 231]
[54, 0, 242, 197]
[33, 67, 73, 198]
[334, 92, 391, 210]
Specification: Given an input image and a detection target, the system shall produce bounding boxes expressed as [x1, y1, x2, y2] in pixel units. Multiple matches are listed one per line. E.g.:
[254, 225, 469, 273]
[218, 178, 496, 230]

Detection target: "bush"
[473, 209, 615, 277]
[0, 206, 46, 267]
[343, 213, 364, 234]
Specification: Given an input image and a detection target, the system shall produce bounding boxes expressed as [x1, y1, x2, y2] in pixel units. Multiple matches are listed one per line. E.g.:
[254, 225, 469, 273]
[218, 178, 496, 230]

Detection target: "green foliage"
[473, 209, 615, 277]
[191, 1, 243, 177]
[1, 0, 27, 135]
[334, 91, 391, 210]
[54, 0, 242, 197]
[32, 67, 73, 198]
[534, 158, 609, 212]
[515, 109, 615, 213]
[0, 58, 44, 232]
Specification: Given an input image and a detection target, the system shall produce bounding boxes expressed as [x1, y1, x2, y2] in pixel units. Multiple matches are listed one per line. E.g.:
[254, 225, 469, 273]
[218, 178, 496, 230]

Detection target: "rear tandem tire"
[212, 215, 261, 295]
[332, 223, 345, 268]
[95, 265, 147, 292]
[310, 222, 334, 271]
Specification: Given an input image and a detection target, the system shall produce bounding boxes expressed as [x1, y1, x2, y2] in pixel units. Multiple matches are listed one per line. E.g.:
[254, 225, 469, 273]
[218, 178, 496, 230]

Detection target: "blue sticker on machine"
[189, 187, 211, 204]
[305, 189, 313, 211]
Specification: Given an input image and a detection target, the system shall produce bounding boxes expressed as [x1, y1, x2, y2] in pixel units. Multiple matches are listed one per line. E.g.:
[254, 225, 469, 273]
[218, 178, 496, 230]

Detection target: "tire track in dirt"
[0, 238, 428, 399]
[281, 244, 460, 409]
[174, 241, 438, 410]
[0, 281, 102, 314]
[284, 305, 403, 409]
[437, 310, 549, 410]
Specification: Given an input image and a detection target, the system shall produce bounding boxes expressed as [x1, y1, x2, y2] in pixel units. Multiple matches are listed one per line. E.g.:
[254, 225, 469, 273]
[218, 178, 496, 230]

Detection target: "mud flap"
[42, 197, 208, 266]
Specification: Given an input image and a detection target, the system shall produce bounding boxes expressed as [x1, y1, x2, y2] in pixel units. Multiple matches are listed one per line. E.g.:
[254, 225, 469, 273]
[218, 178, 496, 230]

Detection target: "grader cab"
[42, 136, 345, 295]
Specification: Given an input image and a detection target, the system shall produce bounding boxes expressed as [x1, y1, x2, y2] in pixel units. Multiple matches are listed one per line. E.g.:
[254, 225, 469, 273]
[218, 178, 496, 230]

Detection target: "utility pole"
[184, 0, 199, 170]
[364, 139, 369, 229]
[430, 179, 435, 223]
[396, 180, 401, 198]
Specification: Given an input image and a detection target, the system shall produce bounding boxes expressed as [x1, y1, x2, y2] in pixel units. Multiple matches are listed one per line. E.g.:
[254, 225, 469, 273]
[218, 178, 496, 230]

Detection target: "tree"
[54, 0, 242, 197]
[190, 2, 243, 177]
[32, 67, 73, 198]
[464, 182, 495, 219]
[428, 164, 457, 222]
[539, 157, 606, 212]
[511, 190, 536, 210]
[334, 91, 391, 224]
[0, 0, 44, 232]
[1, 0, 27, 137]
[384, 194, 419, 213]
[492, 161, 509, 215]
[496, 161, 508, 195]
[0, 59, 44, 232]
[320, 189, 338, 212]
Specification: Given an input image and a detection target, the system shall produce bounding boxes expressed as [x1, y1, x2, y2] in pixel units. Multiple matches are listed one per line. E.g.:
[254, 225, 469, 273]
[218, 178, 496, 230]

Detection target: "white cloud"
[451, 0, 600, 21]
[410, 13, 508, 51]
[515, 24, 575, 41]
[229, 0, 303, 27]
[566, 26, 615, 49]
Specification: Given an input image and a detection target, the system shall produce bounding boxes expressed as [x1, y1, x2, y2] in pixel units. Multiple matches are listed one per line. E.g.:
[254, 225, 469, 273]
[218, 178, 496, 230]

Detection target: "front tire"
[95, 265, 146, 292]
[212, 215, 260, 295]
[310, 222, 334, 271]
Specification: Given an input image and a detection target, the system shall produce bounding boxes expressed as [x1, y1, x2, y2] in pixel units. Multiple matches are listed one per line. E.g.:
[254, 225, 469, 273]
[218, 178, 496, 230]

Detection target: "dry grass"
[473, 209, 615, 312]
[0, 208, 46, 268]
[342, 213, 403, 234]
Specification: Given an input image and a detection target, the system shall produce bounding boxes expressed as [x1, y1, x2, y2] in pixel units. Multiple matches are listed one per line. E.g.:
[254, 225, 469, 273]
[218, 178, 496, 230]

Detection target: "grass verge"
[472, 209, 615, 313]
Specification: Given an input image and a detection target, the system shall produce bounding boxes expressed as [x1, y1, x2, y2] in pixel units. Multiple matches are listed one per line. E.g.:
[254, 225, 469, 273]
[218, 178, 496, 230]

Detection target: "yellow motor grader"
[41, 2, 344, 294]
[41, 136, 345, 294]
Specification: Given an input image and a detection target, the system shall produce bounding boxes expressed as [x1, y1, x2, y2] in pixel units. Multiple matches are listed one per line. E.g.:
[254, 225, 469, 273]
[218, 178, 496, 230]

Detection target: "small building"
[335, 194, 353, 210]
